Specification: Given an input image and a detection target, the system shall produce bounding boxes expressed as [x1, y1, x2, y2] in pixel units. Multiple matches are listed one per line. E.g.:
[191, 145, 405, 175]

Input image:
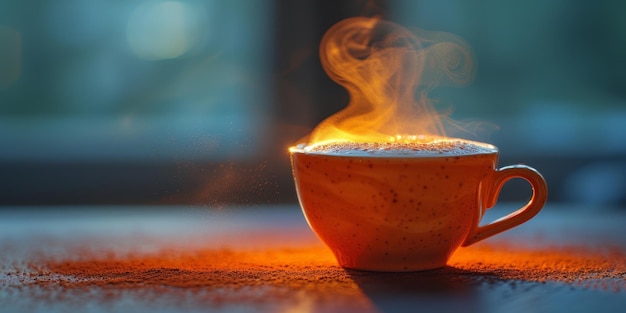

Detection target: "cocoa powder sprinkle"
[3, 235, 625, 308]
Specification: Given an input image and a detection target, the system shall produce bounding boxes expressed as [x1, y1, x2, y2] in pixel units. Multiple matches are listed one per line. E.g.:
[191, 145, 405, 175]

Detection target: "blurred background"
[1, 0, 625, 208]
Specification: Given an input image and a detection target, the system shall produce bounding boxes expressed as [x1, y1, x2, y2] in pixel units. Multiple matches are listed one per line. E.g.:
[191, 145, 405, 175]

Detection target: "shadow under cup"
[290, 140, 547, 272]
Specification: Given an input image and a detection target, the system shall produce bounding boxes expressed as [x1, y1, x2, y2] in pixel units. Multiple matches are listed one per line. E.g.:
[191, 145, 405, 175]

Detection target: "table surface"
[1, 204, 625, 313]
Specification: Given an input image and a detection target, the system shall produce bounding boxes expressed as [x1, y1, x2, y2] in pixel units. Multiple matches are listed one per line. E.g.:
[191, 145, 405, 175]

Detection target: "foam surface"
[300, 140, 497, 157]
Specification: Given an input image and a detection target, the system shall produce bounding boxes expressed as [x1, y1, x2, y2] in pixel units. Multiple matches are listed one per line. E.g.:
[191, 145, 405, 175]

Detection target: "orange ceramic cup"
[290, 139, 547, 271]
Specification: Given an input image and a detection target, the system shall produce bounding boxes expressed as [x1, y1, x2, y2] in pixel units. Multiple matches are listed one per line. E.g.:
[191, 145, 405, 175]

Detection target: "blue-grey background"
[1, 0, 624, 208]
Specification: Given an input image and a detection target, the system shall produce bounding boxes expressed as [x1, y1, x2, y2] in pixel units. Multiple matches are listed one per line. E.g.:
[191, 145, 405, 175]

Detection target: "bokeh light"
[126, 0, 205, 60]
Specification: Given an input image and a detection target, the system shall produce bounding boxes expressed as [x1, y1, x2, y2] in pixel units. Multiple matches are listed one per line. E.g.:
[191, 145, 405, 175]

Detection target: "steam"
[307, 17, 474, 146]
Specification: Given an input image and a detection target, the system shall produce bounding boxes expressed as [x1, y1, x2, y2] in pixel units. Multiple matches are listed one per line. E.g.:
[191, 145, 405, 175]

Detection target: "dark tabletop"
[0, 204, 624, 313]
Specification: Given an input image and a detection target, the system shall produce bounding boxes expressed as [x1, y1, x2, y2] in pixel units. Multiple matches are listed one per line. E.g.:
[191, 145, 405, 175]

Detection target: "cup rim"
[289, 137, 498, 158]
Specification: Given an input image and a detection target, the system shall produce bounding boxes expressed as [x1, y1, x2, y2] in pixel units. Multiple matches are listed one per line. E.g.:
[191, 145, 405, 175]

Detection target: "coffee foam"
[299, 140, 497, 157]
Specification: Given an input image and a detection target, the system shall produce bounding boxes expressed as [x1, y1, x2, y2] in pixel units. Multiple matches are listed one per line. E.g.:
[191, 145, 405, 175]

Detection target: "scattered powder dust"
[8, 243, 368, 309]
[3, 234, 625, 308]
[449, 242, 626, 292]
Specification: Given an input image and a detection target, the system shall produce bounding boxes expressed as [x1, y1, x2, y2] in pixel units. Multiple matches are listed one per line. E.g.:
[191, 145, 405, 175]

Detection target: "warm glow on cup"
[290, 139, 548, 272]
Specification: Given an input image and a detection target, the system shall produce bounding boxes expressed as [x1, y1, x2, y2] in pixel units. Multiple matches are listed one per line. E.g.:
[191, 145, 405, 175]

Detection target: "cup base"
[340, 264, 447, 272]
[335, 253, 448, 272]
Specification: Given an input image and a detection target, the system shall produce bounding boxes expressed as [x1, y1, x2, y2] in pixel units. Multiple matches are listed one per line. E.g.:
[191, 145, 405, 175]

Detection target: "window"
[0, 0, 272, 162]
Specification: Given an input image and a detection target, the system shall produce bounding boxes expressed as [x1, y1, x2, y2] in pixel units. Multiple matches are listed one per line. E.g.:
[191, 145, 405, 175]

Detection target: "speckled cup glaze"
[290, 140, 547, 272]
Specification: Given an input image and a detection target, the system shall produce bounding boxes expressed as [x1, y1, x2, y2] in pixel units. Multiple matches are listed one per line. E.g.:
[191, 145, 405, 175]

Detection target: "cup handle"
[462, 165, 548, 247]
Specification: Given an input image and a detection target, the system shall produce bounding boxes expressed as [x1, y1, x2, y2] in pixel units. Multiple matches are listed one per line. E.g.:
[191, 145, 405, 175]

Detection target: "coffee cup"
[290, 138, 547, 271]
